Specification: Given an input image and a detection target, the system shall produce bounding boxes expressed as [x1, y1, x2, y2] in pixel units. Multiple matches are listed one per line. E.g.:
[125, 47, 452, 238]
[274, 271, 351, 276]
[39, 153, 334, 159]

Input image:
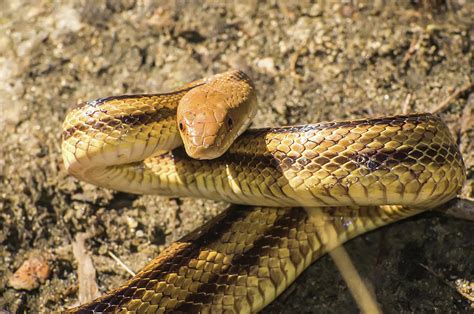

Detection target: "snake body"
[62, 71, 465, 312]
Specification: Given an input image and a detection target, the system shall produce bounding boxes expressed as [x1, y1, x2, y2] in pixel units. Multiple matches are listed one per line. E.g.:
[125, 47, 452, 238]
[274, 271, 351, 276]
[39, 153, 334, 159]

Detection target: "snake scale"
[62, 70, 465, 313]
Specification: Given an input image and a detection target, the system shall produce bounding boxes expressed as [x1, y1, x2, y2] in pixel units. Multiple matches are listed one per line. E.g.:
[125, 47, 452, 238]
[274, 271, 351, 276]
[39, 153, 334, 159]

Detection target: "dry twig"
[402, 31, 424, 67]
[72, 233, 101, 304]
[402, 93, 412, 114]
[420, 263, 474, 306]
[432, 82, 473, 113]
[289, 44, 307, 80]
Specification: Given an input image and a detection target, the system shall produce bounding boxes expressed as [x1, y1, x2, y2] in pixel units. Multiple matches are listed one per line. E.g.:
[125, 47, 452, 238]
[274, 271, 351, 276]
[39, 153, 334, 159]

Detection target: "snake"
[62, 70, 466, 313]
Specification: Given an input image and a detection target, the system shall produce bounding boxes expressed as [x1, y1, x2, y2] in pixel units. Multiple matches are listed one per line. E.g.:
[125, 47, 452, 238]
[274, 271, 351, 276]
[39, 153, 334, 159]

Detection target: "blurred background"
[0, 1, 473, 312]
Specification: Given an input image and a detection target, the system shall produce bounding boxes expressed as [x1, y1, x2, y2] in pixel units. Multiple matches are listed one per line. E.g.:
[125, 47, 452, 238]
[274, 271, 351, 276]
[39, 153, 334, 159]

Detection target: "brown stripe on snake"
[173, 207, 306, 312]
[62, 107, 177, 141]
[71, 206, 330, 313]
[72, 206, 253, 313]
[63, 82, 207, 141]
[74, 80, 206, 109]
[265, 112, 430, 135]
[84, 93, 185, 108]
[345, 143, 459, 172]
[171, 140, 458, 178]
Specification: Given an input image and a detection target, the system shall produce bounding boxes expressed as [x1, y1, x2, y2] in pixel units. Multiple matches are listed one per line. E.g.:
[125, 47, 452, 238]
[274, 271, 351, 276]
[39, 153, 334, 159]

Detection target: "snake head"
[178, 105, 232, 159]
[177, 71, 257, 160]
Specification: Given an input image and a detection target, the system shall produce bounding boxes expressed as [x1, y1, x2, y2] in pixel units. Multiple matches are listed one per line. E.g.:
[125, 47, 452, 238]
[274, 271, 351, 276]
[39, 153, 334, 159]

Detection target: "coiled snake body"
[62, 71, 465, 313]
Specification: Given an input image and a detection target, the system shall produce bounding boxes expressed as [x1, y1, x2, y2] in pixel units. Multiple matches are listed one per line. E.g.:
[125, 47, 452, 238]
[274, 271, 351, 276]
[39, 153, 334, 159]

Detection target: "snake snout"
[179, 107, 230, 159]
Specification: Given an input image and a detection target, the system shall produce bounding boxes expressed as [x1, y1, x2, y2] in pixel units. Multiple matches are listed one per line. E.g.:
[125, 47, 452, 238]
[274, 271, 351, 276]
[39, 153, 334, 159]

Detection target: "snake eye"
[227, 117, 233, 129]
[179, 122, 185, 131]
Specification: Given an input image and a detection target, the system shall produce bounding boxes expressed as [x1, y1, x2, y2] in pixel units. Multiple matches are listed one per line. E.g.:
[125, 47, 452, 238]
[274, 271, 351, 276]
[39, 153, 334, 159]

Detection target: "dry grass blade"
[108, 251, 136, 277]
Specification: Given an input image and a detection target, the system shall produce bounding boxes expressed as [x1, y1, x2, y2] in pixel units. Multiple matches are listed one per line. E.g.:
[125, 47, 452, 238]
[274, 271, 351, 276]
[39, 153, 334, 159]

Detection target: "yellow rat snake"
[62, 70, 466, 313]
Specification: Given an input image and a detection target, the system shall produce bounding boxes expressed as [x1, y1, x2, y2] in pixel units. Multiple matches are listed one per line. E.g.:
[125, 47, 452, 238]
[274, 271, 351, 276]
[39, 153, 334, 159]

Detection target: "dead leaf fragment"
[8, 253, 50, 290]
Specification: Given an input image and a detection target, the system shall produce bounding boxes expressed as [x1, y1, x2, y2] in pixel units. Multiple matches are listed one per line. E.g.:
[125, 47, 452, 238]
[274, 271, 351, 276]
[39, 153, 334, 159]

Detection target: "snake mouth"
[183, 129, 229, 159]
[185, 144, 223, 160]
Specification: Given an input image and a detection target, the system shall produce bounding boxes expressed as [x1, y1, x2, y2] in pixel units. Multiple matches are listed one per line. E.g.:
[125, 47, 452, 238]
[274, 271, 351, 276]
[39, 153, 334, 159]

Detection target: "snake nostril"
[227, 117, 233, 129]
[179, 122, 185, 131]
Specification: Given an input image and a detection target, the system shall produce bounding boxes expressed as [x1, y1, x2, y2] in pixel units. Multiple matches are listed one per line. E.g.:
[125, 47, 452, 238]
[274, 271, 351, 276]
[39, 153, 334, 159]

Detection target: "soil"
[1, 1, 473, 313]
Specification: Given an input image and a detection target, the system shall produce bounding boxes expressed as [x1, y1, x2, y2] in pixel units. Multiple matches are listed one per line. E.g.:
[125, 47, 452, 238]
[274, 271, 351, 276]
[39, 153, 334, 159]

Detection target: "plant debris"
[8, 253, 50, 291]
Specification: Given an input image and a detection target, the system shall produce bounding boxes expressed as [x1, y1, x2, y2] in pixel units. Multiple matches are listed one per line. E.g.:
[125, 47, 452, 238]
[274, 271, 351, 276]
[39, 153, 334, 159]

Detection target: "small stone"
[308, 4, 323, 17]
[126, 216, 138, 230]
[255, 57, 276, 73]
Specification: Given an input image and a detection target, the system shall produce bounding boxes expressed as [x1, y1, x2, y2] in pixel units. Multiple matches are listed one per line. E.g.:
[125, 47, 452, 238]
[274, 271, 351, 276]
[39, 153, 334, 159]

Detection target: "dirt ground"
[1, 1, 473, 313]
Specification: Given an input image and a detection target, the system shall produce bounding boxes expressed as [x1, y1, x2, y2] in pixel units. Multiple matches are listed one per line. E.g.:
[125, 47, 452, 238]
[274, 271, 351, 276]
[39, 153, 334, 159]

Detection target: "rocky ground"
[1, 1, 473, 313]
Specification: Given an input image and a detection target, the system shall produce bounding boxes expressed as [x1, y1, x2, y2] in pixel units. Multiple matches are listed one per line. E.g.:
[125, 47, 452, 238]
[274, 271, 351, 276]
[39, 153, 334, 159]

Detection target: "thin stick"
[329, 246, 382, 314]
[289, 44, 306, 80]
[419, 263, 474, 303]
[402, 31, 424, 67]
[306, 206, 382, 314]
[108, 251, 136, 277]
[435, 197, 474, 222]
[402, 93, 412, 114]
[432, 82, 473, 114]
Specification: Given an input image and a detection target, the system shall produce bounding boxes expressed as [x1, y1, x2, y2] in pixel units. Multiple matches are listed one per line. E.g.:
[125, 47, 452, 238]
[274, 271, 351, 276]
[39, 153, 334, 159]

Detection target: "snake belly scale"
[62, 70, 465, 313]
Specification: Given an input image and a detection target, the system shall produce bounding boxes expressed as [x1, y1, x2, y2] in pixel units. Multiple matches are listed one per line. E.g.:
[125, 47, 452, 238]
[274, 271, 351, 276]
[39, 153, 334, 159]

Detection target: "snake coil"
[62, 71, 465, 313]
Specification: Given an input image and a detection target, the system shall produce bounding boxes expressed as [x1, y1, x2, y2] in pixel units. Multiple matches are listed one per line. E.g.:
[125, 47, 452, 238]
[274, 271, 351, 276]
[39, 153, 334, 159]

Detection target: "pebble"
[255, 57, 276, 73]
